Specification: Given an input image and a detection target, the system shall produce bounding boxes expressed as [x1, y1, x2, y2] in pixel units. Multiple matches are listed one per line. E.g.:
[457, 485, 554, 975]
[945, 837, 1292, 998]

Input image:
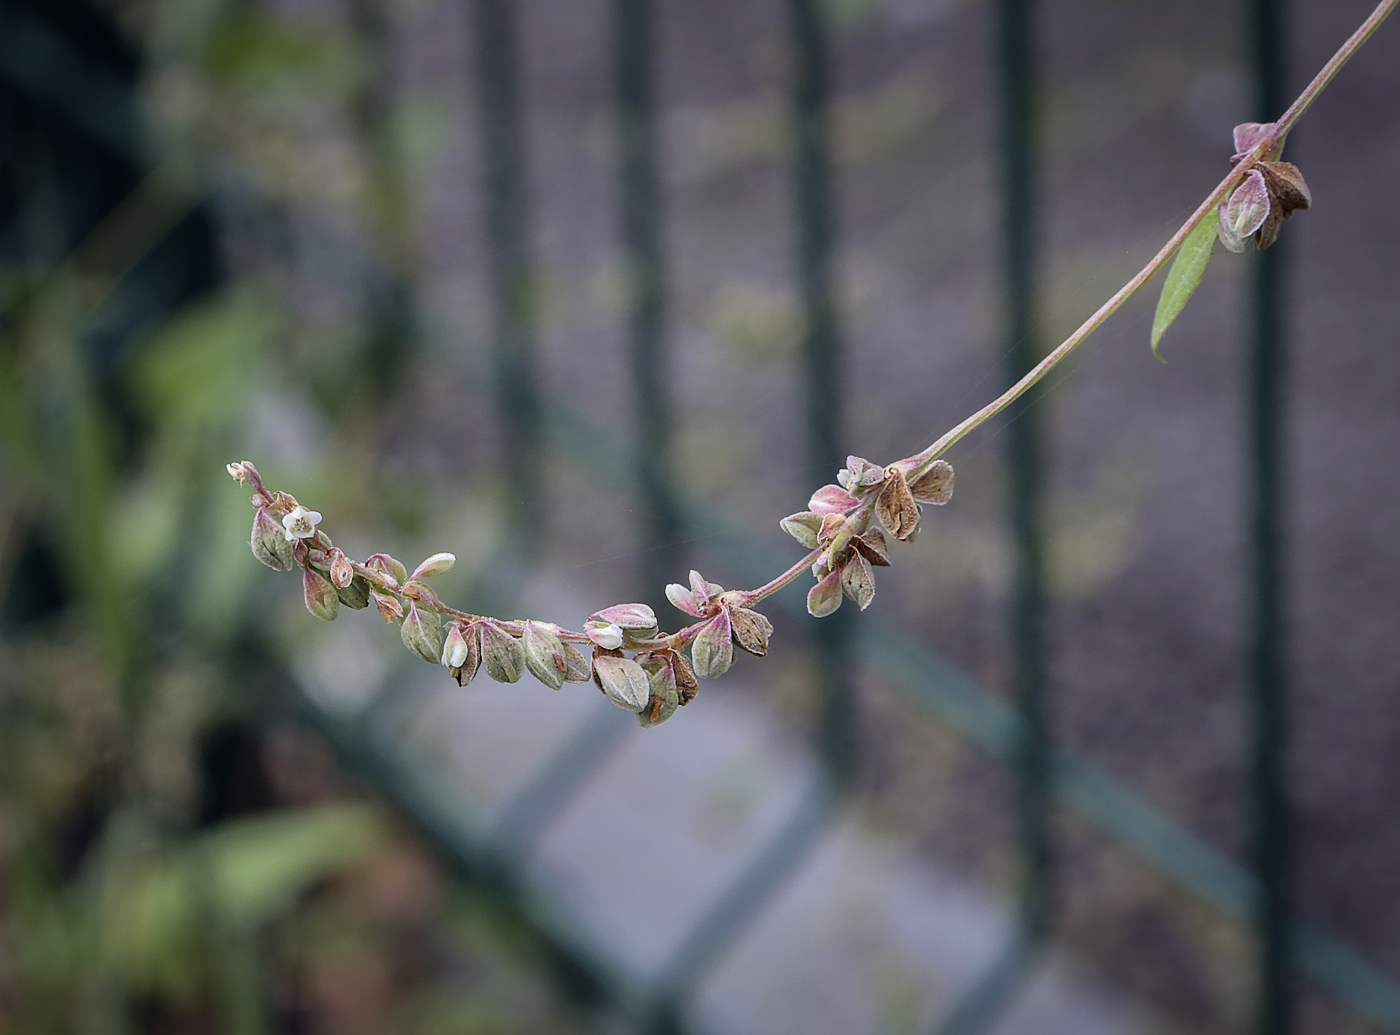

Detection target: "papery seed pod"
[853, 529, 891, 567]
[819, 514, 853, 569]
[251, 508, 295, 570]
[639, 679, 679, 727]
[840, 554, 876, 610]
[1254, 162, 1312, 249]
[591, 604, 659, 646]
[411, 552, 456, 580]
[585, 620, 624, 650]
[635, 649, 672, 685]
[561, 641, 592, 682]
[728, 606, 773, 657]
[672, 650, 700, 705]
[691, 612, 734, 679]
[1260, 161, 1311, 215]
[479, 621, 526, 683]
[910, 460, 954, 505]
[779, 511, 823, 549]
[337, 575, 371, 610]
[818, 513, 850, 546]
[635, 650, 680, 726]
[591, 603, 659, 633]
[303, 566, 339, 621]
[592, 655, 651, 711]
[807, 568, 843, 618]
[400, 605, 443, 664]
[367, 553, 409, 585]
[370, 589, 404, 623]
[522, 620, 568, 690]
[327, 548, 355, 589]
[876, 468, 921, 541]
[1254, 206, 1286, 250]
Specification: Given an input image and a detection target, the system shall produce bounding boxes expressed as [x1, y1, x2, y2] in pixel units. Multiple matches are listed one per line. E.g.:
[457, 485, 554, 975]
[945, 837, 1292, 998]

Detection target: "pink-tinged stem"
[736, 548, 824, 607]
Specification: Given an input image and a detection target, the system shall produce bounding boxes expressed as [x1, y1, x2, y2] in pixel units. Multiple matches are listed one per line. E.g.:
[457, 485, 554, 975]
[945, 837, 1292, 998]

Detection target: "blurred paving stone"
[365, 576, 1155, 1035]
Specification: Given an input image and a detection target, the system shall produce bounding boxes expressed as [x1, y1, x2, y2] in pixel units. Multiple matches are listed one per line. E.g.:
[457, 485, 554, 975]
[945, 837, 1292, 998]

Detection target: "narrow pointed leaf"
[1151, 216, 1217, 362]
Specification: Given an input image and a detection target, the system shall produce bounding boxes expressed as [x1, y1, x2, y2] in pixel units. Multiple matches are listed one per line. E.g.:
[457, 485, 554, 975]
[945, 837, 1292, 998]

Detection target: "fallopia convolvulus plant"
[232, 0, 1397, 725]
[228, 450, 951, 727]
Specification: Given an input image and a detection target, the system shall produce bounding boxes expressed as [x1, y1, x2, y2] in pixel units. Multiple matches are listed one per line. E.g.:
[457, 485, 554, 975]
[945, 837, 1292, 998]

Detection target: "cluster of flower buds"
[230, 449, 953, 726]
[780, 455, 953, 616]
[665, 570, 773, 678]
[439, 618, 591, 688]
[1219, 122, 1311, 252]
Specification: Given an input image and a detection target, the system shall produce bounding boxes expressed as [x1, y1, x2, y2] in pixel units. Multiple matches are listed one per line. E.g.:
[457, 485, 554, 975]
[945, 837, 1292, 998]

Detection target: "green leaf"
[1150, 216, 1217, 362]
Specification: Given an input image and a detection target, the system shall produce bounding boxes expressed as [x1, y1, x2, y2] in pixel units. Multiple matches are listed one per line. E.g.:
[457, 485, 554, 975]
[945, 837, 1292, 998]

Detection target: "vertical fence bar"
[489, 0, 677, 864]
[1001, 0, 1052, 951]
[346, 0, 418, 401]
[631, 4, 851, 1029]
[472, 0, 543, 552]
[616, 0, 682, 602]
[1249, 0, 1290, 1029]
[928, 0, 1048, 1028]
[790, 0, 855, 786]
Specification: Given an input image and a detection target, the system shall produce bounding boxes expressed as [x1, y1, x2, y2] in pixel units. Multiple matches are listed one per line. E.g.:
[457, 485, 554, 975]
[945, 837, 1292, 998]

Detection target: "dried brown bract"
[875, 467, 921, 541]
[728, 606, 774, 657]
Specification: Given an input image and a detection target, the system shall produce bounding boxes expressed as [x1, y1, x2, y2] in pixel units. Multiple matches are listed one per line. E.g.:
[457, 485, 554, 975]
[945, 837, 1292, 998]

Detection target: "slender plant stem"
[1272, 0, 1398, 139]
[242, 0, 1399, 666]
[903, 0, 1398, 481]
[738, 548, 824, 607]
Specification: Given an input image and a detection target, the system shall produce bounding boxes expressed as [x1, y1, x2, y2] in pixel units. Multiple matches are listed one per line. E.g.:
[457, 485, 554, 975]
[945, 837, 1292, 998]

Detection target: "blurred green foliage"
[0, 0, 577, 1030]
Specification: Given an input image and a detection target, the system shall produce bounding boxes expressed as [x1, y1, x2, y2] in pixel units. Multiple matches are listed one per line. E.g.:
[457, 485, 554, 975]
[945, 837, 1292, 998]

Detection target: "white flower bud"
[410, 552, 456, 580]
[585, 620, 624, 651]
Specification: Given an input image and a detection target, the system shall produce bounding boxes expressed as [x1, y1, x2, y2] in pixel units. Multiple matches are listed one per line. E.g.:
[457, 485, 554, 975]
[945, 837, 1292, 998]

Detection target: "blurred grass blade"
[1151, 216, 1217, 361]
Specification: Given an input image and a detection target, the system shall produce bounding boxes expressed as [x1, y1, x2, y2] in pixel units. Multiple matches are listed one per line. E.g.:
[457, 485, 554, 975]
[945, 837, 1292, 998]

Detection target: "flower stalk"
[226, 0, 1398, 725]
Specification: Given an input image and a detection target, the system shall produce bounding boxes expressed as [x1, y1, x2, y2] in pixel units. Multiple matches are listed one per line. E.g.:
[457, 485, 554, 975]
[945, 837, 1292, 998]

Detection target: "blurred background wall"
[1, 0, 1399, 1032]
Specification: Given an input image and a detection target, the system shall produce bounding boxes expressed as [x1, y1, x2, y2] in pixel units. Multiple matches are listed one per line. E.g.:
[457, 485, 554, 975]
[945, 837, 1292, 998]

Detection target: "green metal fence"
[4, 0, 1400, 1031]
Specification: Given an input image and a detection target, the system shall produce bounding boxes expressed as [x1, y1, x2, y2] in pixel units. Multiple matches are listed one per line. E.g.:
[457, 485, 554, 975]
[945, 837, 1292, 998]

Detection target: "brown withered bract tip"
[1254, 161, 1311, 249]
[910, 460, 954, 505]
[328, 548, 355, 589]
[728, 606, 773, 657]
[672, 650, 699, 704]
[561, 642, 593, 683]
[853, 528, 891, 567]
[448, 623, 483, 686]
[370, 589, 404, 623]
[1260, 161, 1311, 215]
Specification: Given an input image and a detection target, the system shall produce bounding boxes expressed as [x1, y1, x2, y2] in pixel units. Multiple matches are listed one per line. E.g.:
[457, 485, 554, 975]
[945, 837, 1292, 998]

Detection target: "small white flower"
[282, 505, 323, 542]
